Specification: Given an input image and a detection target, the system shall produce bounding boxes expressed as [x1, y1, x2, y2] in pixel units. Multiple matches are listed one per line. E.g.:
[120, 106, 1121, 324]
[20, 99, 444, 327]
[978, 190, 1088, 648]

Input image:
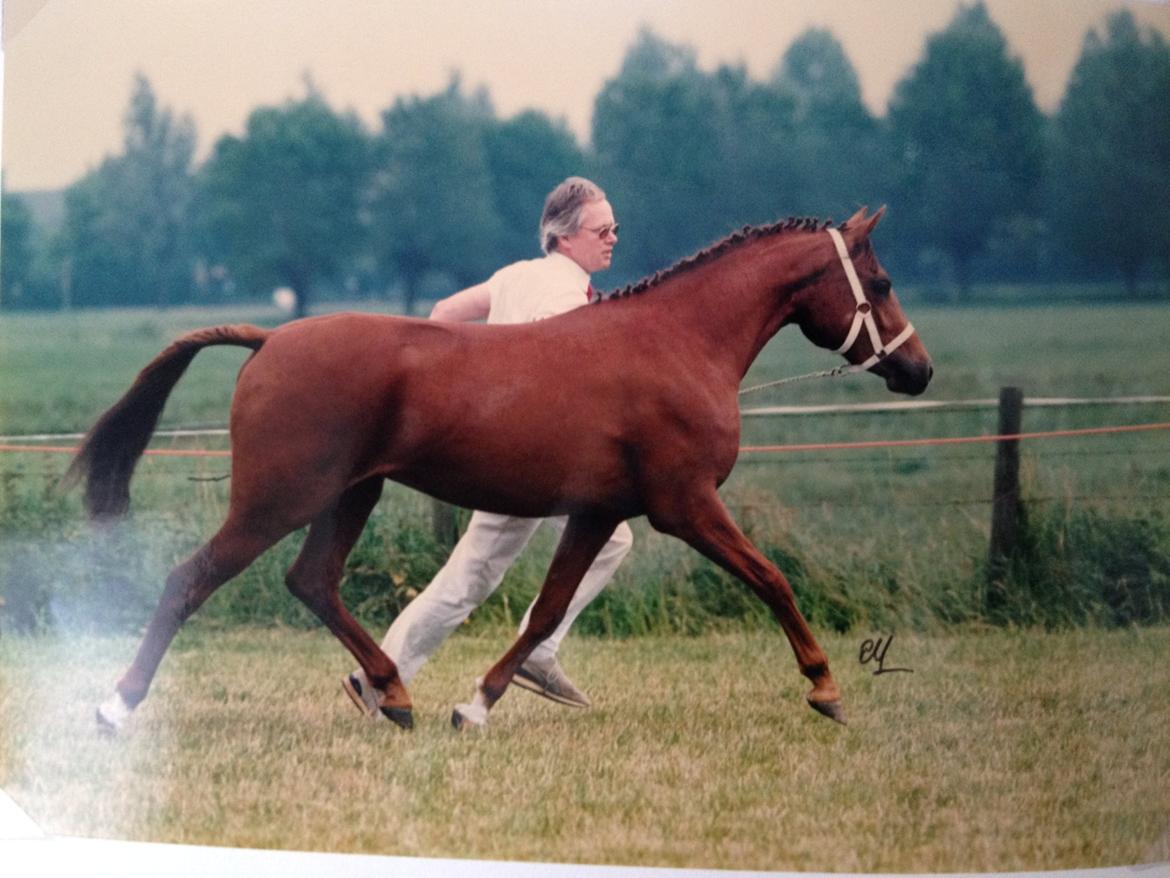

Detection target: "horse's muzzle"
[874, 353, 933, 396]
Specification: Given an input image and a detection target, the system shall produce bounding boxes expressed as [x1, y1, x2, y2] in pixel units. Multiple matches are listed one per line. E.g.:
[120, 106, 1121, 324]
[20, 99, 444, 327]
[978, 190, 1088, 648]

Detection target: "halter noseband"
[826, 227, 916, 371]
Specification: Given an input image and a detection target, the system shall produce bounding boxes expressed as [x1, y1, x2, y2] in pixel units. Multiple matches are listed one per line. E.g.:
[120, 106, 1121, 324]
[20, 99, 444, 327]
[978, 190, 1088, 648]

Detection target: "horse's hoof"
[96, 706, 119, 735]
[96, 692, 132, 735]
[808, 698, 847, 725]
[380, 706, 414, 730]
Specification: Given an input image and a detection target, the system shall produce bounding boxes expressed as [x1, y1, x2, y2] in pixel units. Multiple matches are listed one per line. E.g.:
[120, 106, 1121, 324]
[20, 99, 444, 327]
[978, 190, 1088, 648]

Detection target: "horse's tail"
[63, 324, 270, 520]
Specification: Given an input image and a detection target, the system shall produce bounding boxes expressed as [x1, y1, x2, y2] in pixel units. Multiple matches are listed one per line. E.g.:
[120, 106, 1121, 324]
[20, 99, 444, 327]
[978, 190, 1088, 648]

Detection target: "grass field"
[1, 298, 1169, 871]
[2, 300, 1168, 635]
[2, 625, 1169, 872]
[3, 298, 1169, 433]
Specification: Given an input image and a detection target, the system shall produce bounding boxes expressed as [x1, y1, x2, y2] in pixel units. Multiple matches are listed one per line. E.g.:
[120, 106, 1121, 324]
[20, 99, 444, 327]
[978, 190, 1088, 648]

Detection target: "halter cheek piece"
[826, 227, 916, 372]
[738, 228, 919, 396]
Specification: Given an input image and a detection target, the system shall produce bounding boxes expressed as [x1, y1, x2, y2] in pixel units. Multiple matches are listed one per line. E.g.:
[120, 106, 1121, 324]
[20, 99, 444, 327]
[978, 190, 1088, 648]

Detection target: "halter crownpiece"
[738, 227, 917, 396]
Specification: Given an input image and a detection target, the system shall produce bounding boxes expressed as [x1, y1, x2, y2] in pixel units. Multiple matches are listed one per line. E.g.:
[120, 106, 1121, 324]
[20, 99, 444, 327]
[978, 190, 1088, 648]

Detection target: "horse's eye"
[872, 279, 892, 297]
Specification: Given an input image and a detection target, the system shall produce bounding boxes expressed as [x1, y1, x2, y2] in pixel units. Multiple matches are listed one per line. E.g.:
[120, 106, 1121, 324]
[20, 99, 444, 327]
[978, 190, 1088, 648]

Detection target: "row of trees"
[3, 4, 1168, 315]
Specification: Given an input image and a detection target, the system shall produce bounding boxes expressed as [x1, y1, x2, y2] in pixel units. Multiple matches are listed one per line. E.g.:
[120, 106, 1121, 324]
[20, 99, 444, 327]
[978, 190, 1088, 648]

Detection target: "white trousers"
[380, 511, 633, 685]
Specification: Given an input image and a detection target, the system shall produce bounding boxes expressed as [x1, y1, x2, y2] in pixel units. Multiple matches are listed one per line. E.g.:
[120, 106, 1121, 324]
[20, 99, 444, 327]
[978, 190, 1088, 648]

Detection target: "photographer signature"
[858, 633, 913, 675]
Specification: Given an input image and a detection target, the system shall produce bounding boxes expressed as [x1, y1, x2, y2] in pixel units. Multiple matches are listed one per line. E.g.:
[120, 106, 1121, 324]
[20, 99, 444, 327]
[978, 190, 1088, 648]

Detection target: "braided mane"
[599, 215, 836, 302]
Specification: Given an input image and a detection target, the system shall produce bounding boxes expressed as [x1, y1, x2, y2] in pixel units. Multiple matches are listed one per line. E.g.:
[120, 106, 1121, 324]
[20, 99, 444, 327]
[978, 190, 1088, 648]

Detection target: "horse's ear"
[861, 205, 887, 237]
[843, 206, 869, 230]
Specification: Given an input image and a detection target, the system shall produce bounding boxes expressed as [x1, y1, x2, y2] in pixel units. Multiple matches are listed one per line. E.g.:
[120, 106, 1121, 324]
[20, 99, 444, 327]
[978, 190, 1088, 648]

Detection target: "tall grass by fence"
[2, 301, 1168, 636]
[2, 390, 1167, 637]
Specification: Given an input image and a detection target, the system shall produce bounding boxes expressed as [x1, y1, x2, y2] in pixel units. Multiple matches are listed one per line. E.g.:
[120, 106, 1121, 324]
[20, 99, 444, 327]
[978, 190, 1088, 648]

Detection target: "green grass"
[1, 299, 1168, 870]
[2, 299, 1167, 432]
[1, 300, 1169, 635]
[1, 626, 1168, 872]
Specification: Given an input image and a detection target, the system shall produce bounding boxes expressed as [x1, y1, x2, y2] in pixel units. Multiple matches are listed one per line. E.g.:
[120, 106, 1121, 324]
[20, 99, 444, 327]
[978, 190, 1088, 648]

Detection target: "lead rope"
[739, 227, 916, 397]
[738, 362, 858, 396]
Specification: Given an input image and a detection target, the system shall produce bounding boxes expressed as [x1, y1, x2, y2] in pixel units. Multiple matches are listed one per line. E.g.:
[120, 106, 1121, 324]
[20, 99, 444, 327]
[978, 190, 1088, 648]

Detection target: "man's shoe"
[342, 670, 414, 729]
[342, 671, 379, 718]
[512, 658, 591, 708]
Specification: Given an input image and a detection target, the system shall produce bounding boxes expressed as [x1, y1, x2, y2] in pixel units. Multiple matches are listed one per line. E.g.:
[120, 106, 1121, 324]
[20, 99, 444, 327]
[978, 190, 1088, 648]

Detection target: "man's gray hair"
[539, 176, 606, 254]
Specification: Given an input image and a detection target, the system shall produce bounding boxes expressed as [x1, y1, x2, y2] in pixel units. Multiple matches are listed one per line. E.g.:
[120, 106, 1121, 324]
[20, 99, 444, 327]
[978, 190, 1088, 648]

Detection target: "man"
[345, 176, 632, 716]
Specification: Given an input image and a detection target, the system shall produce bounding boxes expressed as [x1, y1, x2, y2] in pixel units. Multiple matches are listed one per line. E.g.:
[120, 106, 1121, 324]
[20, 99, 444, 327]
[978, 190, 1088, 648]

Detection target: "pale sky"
[3, 0, 1169, 192]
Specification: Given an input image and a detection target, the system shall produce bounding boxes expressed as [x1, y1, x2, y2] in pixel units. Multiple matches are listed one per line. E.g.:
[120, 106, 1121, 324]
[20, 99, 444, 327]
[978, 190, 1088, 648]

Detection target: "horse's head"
[794, 207, 932, 396]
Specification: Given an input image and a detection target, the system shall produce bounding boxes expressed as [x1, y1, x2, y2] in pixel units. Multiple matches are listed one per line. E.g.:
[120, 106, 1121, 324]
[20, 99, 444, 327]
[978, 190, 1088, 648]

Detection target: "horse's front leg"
[653, 487, 845, 724]
[451, 514, 619, 730]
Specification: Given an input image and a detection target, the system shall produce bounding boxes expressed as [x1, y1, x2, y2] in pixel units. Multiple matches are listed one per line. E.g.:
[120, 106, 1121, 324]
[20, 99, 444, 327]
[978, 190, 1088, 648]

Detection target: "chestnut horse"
[68, 207, 931, 734]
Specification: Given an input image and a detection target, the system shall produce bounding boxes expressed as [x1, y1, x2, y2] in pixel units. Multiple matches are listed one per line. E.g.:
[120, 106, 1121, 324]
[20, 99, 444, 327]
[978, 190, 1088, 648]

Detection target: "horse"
[67, 206, 931, 734]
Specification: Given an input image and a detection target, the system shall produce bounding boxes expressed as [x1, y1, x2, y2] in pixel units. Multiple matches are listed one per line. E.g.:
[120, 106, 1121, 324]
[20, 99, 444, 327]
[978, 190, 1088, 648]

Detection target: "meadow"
[1, 626, 1168, 872]
[1, 298, 1168, 635]
[1, 296, 1169, 871]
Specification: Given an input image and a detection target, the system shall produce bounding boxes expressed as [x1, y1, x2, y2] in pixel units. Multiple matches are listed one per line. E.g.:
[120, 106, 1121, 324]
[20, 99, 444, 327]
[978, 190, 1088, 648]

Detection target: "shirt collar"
[546, 249, 590, 286]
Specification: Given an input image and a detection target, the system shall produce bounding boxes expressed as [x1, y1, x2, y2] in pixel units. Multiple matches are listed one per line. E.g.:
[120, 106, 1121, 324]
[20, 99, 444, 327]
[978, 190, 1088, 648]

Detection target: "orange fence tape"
[739, 421, 1170, 453]
[0, 444, 231, 458]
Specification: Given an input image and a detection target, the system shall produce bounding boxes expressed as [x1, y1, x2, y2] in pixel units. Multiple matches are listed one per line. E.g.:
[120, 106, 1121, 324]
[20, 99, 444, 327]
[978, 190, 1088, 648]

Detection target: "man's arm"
[430, 282, 492, 322]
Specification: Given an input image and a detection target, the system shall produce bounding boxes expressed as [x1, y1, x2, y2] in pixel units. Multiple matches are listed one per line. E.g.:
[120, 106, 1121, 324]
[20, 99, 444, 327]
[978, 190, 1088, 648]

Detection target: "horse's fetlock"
[368, 670, 400, 695]
[478, 678, 504, 706]
[802, 661, 831, 683]
[116, 680, 147, 709]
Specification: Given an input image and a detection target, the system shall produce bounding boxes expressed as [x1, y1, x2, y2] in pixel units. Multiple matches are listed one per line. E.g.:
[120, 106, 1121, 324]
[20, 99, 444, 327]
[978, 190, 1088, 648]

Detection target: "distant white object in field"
[273, 287, 297, 313]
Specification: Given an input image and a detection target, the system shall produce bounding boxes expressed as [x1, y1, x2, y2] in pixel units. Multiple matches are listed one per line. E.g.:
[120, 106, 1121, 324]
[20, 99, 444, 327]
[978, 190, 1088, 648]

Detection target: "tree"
[592, 30, 731, 283]
[595, 30, 859, 285]
[483, 110, 586, 266]
[369, 77, 502, 315]
[57, 74, 198, 307]
[707, 63, 801, 227]
[1048, 10, 1170, 294]
[887, 3, 1044, 296]
[1, 193, 35, 308]
[772, 29, 888, 219]
[199, 84, 370, 319]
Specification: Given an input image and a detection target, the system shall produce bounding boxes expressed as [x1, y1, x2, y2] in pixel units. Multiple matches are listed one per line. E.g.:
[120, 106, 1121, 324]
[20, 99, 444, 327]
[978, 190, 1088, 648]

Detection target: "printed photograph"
[2, 1, 1169, 875]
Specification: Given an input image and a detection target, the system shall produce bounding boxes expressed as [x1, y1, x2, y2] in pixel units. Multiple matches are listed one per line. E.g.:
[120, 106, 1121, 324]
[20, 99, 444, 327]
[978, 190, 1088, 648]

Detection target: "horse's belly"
[389, 436, 632, 519]
[391, 468, 579, 518]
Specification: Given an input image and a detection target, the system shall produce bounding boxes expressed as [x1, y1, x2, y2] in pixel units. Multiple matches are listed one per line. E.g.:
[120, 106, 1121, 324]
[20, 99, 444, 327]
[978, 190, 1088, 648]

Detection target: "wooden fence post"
[987, 386, 1025, 614]
[432, 499, 459, 551]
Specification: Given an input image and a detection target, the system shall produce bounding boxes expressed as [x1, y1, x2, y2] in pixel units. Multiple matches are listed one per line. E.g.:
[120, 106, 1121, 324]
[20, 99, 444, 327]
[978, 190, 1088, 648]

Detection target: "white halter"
[825, 227, 916, 371]
[738, 227, 917, 396]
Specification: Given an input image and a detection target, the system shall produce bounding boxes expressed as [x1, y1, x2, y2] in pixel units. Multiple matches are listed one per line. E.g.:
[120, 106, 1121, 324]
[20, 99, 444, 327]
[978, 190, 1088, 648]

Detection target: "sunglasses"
[581, 223, 620, 240]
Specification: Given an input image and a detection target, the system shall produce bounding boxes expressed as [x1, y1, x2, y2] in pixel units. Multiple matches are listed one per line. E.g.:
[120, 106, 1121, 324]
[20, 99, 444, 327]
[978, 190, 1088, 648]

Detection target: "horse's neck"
[649, 233, 819, 382]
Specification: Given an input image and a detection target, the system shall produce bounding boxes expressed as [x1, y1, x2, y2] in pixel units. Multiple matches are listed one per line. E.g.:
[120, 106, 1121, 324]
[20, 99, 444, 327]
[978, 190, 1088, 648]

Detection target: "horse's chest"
[650, 397, 740, 475]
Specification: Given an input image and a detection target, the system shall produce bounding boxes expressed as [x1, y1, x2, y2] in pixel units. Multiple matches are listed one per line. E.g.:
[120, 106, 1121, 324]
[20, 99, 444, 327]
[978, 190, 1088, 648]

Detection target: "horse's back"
[222, 307, 733, 518]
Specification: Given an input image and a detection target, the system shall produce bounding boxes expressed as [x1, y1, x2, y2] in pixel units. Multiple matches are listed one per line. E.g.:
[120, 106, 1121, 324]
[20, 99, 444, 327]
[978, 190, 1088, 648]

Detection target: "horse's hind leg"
[452, 514, 618, 730]
[98, 516, 281, 733]
[654, 488, 845, 724]
[283, 477, 413, 729]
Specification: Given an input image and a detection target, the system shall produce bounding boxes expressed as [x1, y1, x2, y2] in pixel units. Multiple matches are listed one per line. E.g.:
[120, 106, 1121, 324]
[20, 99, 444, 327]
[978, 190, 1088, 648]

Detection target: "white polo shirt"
[485, 251, 592, 325]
